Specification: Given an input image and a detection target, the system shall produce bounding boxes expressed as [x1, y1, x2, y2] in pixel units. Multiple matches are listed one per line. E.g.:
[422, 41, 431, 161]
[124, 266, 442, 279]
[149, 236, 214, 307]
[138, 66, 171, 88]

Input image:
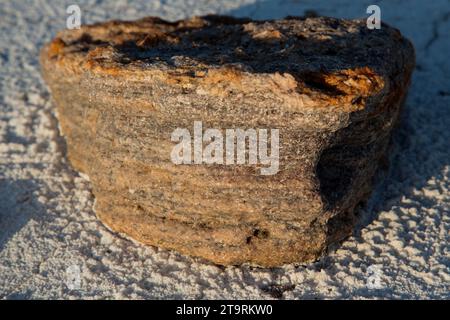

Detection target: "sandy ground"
[0, 0, 449, 299]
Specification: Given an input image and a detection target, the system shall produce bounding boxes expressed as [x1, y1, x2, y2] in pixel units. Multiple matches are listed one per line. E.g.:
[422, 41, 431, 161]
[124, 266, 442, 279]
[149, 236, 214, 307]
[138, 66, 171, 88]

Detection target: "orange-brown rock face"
[40, 15, 415, 266]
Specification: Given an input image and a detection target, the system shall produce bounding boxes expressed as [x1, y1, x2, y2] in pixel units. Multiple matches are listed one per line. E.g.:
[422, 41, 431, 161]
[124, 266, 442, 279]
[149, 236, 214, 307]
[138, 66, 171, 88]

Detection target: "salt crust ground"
[0, 0, 448, 299]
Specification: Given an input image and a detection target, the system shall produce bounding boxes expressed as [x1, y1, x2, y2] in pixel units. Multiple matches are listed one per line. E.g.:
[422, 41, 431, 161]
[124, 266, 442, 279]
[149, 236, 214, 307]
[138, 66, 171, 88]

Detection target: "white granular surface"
[0, 0, 448, 299]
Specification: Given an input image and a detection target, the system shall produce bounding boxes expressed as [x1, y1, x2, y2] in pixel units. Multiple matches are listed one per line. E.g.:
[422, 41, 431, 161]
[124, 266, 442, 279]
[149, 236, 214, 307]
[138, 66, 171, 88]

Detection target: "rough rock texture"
[40, 15, 415, 267]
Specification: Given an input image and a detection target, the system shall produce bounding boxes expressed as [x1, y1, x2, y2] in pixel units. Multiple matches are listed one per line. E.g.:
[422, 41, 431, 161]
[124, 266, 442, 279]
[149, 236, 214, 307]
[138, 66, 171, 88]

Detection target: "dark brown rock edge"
[40, 15, 415, 267]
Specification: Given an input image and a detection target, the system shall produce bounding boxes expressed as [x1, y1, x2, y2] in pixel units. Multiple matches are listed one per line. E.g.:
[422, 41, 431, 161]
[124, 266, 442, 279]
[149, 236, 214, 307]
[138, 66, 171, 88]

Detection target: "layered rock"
[40, 15, 415, 266]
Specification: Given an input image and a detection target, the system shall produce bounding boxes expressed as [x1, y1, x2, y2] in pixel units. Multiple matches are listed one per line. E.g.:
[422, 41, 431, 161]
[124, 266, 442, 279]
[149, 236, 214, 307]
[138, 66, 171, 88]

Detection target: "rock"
[40, 15, 415, 266]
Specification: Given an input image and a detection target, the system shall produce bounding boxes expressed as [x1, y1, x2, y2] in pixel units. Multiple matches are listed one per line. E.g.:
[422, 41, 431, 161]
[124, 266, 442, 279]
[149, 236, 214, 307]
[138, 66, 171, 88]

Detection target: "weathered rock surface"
[40, 15, 415, 266]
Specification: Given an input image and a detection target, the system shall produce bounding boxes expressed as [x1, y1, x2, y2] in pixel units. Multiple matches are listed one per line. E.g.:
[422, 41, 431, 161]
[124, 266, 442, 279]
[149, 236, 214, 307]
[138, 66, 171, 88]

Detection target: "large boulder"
[40, 15, 415, 266]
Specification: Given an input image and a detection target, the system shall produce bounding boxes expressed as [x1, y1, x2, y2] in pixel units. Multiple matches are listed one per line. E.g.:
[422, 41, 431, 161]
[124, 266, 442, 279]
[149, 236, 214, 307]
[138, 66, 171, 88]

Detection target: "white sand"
[0, 0, 449, 299]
